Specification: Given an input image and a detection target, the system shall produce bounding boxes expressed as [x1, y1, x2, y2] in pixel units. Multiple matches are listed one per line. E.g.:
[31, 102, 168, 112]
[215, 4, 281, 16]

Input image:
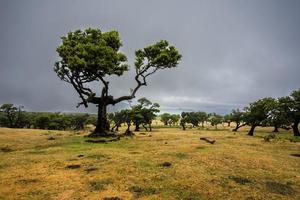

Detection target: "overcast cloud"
[0, 0, 299, 114]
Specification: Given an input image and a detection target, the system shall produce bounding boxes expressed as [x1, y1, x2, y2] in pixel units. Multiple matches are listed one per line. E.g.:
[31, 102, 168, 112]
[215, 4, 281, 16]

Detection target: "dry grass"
[0, 126, 299, 200]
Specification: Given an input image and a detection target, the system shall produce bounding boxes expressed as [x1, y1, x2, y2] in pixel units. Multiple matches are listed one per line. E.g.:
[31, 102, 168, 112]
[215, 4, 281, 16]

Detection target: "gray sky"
[0, 0, 299, 114]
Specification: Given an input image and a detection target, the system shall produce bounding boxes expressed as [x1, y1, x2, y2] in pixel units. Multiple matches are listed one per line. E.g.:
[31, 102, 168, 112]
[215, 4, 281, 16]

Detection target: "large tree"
[54, 28, 181, 136]
[278, 89, 300, 136]
[243, 97, 276, 136]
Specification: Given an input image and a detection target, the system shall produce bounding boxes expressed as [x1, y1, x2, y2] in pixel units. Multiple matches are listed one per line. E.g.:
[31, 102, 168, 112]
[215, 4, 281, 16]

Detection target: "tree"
[0, 103, 26, 128]
[266, 99, 291, 132]
[109, 112, 122, 132]
[243, 97, 276, 136]
[278, 89, 300, 136]
[131, 98, 160, 132]
[169, 114, 180, 126]
[198, 112, 208, 128]
[223, 114, 232, 127]
[209, 113, 223, 129]
[186, 112, 201, 127]
[123, 109, 133, 136]
[180, 112, 189, 130]
[230, 109, 246, 132]
[34, 114, 50, 129]
[0, 111, 7, 127]
[180, 112, 206, 130]
[160, 113, 180, 126]
[54, 28, 181, 137]
[160, 113, 171, 126]
[70, 114, 89, 130]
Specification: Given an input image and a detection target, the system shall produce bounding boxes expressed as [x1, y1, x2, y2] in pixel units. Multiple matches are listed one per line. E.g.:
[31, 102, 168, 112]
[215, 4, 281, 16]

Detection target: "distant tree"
[47, 113, 71, 130]
[180, 112, 207, 130]
[108, 112, 118, 132]
[86, 115, 97, 126]
[0, 111, 6, 127]
[243, 97, 276, 136]
[198, 112, 208, 128]
[131, 98, 160, 132]
[160, 113, 180, 126]
[34, 115, 50, 129]
[160, 113, 171, 126]
[70, 114, 89, 130]
[0, 103, 26, 128]
[123, 109, 133, 136]
[169, 114, 180, 126]
[54, 28, 181, 137]
[180, 112, 189, 130]
[186, 112, 201, 127]
[223, 114, 232, 127]
[265, 99, 291, 132]
[278, 89, 300, 136]
[209, 113, 223, 129]
[230, 109, 246, 132]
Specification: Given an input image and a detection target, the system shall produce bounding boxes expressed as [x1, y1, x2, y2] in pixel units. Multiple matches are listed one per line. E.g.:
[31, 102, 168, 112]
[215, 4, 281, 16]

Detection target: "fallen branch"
[200, 137, 216, 144]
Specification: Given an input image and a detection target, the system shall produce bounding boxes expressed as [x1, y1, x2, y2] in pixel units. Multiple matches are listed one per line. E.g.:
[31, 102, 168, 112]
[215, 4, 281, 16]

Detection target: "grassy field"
[0, 125, 299, 200]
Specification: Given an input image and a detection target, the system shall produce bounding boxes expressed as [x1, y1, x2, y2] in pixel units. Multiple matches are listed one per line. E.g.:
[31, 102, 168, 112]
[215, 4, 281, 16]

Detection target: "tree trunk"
[90, 103, 110, 137]
[124, 122, 133, 136]
[227, 122, 230, 127]
[134, 122, 140, 131]
[181, 122, 186, 130]
[292, 120, 300, 136]
[232, 122, 239, 132]
[272, 125, 279, 133]
[201, 121, 204, 128]
[247, 125, 256, 136]
[142, 124, 148, 131]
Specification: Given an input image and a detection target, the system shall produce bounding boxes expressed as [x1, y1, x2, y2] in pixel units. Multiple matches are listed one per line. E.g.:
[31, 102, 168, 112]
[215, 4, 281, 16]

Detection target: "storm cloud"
[0, 0, 299, 114]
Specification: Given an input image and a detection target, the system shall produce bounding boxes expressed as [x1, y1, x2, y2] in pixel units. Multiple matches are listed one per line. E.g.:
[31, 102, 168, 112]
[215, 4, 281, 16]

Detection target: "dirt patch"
[89, 179, 113, 191]
[85, 167, 98, 173]
[228, 176, 252, 185]
[103, 197, 122, 200]
[161, 162, 172, 167]
[266, 181, 295, 195]
[86, 154, 109, 160]
[0, 146, 15, 153]
[85, 139, 107, 143]
[85, 136, 120, 144]
[129, 151, 141, 154]
[16, 179, 39, 184]
[65, 164, 81, 169]
[47, 136, 55, 140]
[195, 146, 206, 150]
[128, 186, 158, 197]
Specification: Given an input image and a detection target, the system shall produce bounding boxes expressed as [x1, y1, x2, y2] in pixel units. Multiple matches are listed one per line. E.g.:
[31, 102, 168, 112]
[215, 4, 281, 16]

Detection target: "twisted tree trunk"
[89, 103, 110, 137]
